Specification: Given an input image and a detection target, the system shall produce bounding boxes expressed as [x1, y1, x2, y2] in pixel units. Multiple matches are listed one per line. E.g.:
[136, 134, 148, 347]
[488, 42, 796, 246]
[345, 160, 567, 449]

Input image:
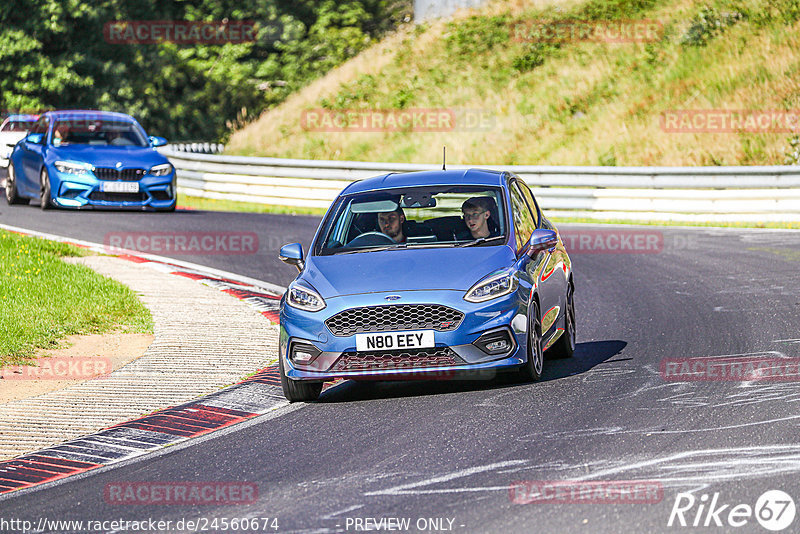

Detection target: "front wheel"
[518, 300, 544, 382]
[40, 169, 53, 210]
[548, 282, 575, 359]
[5, 163, 25, 205]
[279, 356, 323, 402]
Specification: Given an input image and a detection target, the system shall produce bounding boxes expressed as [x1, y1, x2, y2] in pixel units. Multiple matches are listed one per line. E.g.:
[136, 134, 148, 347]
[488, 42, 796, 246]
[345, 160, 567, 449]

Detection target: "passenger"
[53, 123, 69, 145]
[378, 207, 406, 243]
[459, 197, 500, 240]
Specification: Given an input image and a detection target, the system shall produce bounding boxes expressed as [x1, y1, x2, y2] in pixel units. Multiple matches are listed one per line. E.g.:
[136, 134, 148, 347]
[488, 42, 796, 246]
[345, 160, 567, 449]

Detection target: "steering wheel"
[346, 231, 396, 248]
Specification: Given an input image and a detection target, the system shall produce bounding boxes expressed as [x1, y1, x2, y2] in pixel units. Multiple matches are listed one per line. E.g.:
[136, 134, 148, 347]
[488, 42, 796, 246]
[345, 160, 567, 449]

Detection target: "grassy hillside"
[227, 0, 800, 166]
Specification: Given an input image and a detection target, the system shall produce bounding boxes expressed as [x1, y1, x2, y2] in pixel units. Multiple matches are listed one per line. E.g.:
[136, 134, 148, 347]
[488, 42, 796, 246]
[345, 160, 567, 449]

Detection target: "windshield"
[51, 118, 148, 147]
[1, 120, 36, 133]
[316, 185, 507, 255]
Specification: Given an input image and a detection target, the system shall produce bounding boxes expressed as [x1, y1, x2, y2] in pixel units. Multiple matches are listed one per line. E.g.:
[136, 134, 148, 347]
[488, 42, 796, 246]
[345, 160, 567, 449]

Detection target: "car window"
[517, 180, 541, 228]
[51, 118, 148, 147]
[509, 181, 537, 252]
[30, 117, 49, 136]
[316, 185, 507, 255]
[1, 120, 35, 133]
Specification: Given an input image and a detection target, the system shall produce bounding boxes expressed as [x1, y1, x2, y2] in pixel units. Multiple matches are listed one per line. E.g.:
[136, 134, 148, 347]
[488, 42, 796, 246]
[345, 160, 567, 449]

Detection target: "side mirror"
[279, 243, 304, 272]
[149, 136, 168, 148]
[527, 229, 557, 255]
[26, 133, 44, 145]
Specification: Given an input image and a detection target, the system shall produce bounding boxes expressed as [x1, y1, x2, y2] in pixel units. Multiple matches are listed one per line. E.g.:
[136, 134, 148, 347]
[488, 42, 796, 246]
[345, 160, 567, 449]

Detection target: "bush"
[445, 15, 510, 56]
[512, 44, 558, 73]
[680, 5, 744, 47]
[785, 136, 800, 165]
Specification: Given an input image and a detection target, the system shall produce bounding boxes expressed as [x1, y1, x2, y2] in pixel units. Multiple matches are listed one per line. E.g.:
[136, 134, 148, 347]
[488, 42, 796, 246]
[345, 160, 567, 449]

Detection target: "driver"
[459, 197, 500, 240]
[377, 207, 406, 243]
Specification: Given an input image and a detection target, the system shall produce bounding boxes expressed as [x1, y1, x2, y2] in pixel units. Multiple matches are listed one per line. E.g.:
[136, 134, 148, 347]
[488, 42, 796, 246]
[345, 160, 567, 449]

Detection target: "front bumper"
[280, 288, 531, 382]
[51, 171, 176, 210]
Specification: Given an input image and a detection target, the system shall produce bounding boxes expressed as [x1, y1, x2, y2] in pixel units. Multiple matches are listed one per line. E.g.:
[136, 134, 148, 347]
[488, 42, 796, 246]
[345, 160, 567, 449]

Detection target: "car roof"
[342, 168, 507, 195]
[43, 110, 137, 122]
[2, 114, 38, 123]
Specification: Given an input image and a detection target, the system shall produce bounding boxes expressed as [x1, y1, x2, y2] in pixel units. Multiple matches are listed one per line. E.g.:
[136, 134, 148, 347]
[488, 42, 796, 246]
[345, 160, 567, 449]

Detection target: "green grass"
[177, 194, 327, 216]
[0, 230, 153, 367]
[227, 0, 800, 167]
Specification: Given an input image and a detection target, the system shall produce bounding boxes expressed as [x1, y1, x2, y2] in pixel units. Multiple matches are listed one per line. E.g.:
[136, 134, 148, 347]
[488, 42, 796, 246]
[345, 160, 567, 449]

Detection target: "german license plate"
[355, 330, 435, 351]
[101, 181, 139, 193]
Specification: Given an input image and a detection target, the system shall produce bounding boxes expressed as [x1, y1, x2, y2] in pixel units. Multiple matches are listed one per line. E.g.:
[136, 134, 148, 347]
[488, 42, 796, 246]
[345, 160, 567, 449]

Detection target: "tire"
[5, 163, 24, 205]
[548, 282, 575, 359]
[518, 300, 544, 382]
[40, 169, 52, 210]
[279, 356, 323, 402]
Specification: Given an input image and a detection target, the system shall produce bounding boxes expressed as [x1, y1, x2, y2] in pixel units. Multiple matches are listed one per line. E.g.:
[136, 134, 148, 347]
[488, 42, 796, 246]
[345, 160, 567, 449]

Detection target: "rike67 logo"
[668, 490, 796, 531]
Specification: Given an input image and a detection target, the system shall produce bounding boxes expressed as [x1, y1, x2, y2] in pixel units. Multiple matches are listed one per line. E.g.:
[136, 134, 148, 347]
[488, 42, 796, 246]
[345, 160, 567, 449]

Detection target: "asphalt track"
[2, 192, 800, 533]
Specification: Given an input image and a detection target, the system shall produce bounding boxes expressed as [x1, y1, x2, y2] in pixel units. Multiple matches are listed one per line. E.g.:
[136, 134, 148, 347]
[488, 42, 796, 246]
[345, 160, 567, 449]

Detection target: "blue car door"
[507, 179, 544, 319]
[517, 179, 566, 336]
[18, 116, 49, 196]
[509, 180, 558, 336]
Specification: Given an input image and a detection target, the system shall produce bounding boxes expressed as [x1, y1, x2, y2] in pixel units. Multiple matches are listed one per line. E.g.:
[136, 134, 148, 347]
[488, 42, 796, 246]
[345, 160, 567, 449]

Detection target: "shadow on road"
[318, 339, 627, 403]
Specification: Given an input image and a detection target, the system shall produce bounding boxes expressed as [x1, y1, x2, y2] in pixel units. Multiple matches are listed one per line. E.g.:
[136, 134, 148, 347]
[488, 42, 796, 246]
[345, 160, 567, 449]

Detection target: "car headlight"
[464, 270, 518, 303]
[149, 163, 173, 176]
[54, 161, 92, 176]
[287, 282, 326, 312]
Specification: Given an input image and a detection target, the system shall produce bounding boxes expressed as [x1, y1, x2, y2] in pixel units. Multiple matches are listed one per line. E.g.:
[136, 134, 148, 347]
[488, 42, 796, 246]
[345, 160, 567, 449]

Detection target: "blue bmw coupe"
[4, 110, 176, 211]
[278, 169, 575, 401]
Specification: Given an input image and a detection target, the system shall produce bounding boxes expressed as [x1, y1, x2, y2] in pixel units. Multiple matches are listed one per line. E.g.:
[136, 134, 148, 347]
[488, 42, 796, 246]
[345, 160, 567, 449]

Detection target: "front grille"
[94, 167, 146, 181]
[88, 191, 147, 203]
[331, 347, 464, 372]
[326, 304, 464, 337]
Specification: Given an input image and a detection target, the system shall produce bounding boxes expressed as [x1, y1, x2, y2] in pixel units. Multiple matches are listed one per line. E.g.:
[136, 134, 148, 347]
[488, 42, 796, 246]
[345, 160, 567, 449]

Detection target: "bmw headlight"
[464, 270, 518, 303]
[287, 282, 326, 312]
[149, 163, 173, 176]
[54, 161, 92, 176]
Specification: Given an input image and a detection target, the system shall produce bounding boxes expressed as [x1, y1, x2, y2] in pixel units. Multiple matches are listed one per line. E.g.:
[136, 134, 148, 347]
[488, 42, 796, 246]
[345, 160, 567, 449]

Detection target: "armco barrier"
[160, 148, 800, 222]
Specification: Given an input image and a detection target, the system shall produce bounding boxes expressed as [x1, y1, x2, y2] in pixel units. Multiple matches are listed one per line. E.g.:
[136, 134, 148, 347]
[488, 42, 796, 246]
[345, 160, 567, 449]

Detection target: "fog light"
[289, 341, 322, 365]
[473, 328, 515, 356]
[294, 350, 314, 363]
[486, 340, 509, 352]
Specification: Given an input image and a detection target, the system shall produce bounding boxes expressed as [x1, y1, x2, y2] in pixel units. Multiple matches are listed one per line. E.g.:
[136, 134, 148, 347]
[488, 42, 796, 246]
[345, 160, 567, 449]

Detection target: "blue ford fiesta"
[4, 110, 176, 211]
[278, 169, 575, 402]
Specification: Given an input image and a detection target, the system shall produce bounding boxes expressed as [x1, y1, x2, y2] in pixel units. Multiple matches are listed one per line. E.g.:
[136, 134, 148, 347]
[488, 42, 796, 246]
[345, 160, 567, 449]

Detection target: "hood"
[302, 245, 516, 298]
[49, 145, 167, 169]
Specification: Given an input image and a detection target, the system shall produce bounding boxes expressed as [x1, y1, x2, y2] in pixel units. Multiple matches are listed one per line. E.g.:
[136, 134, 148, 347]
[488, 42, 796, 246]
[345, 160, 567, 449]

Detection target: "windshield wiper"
[336, 246, 396, 255]
[458, 235, 506, 247]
